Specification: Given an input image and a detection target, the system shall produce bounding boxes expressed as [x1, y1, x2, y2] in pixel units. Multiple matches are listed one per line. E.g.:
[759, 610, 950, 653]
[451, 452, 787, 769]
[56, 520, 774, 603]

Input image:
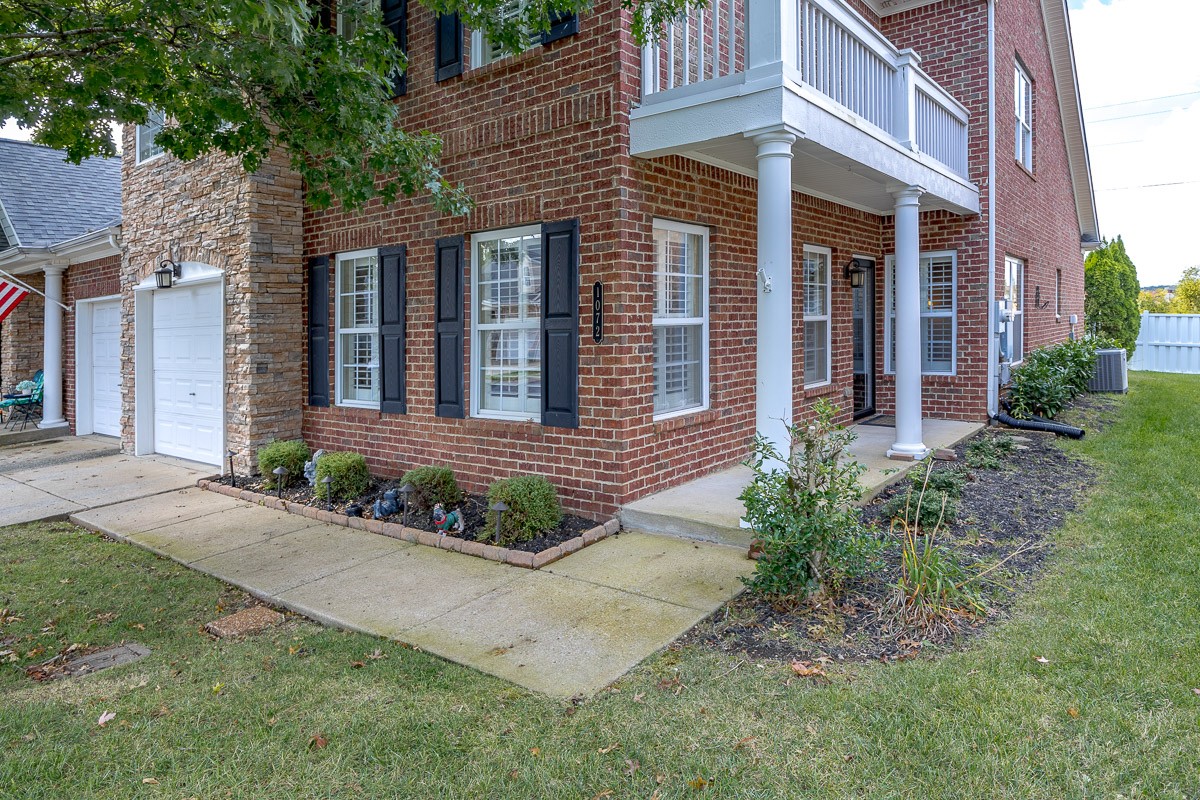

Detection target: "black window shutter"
[379, 245, 407, 414]
[435, 13, 463, 82]
[542, 10, 578, 45]
[541, 219, 580, 428]
[435, 236, 465, 418]
[307, 255, 331, 407]
[381, 0, 408, 97]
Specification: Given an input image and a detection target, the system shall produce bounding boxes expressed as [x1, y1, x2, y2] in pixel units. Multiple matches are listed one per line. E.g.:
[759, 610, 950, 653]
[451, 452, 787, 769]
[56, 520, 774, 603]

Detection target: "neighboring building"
[0, 139, 121, 435]
[18, 0, 1098, 520]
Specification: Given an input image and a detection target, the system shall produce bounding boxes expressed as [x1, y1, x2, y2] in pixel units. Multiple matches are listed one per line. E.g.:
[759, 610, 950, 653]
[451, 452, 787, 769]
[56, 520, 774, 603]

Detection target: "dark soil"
[216, 475, 600, 554]
[683, 391, 1118, 665]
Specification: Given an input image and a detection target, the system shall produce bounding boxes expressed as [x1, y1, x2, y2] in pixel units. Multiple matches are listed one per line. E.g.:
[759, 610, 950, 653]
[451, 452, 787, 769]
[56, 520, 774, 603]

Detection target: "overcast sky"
[1069, 0, 1200, 286]
[4, 1, 1196, 285]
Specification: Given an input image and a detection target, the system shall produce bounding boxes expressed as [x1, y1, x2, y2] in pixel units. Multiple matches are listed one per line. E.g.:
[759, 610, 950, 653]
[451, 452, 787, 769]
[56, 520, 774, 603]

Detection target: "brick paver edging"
[196, 479, 620, 569]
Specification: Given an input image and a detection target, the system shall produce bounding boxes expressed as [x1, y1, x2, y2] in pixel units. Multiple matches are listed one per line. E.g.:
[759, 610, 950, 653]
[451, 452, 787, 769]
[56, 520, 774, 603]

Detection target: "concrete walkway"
[71, 488, 752, 698]
[0, 436, 212, 527]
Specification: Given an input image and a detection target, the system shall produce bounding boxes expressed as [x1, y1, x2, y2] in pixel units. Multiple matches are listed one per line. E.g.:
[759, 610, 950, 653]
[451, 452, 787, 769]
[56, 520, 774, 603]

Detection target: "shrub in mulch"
[682, 392, 1116, 665]
[227, 474, 598, 554]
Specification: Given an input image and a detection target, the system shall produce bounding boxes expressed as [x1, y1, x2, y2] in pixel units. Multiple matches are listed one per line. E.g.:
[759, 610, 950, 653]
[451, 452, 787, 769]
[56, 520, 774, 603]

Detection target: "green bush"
[965, 434, 1016, 470]
[315, 451, 371, 502]
[257, 440, 310, 489]
[1084, 237, 1140, 354]
[740, 399, 883, 600]
[909, 466, 967, 498]
[485, 475, 563, 546]
[1008, 336, 1108, 420]
[399, 466, 460, 512]
[884, 488, 959, 528]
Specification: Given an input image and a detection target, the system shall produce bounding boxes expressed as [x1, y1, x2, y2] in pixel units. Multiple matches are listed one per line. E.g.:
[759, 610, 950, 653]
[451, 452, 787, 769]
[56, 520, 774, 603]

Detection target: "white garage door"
[152, 282, 222, 464]
[90, 299, 122, 437]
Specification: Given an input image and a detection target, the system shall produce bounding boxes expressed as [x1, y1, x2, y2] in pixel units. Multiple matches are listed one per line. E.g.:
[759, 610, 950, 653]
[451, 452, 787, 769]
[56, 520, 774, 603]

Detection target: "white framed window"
[652, 219, 709, 419]
[803, 245, 832, 387]
[1015, 63, 1033, 171]
[135, 109, 165, 165]
[471, 0, 540, 66]
[1055, 268, 1063, 319]
[336, 249, 381, 407]
[337, 0, 380, 39]
[471, 225, 543, 420]
[1002, 256, 1024, 364]
[885, 251, 957, 375]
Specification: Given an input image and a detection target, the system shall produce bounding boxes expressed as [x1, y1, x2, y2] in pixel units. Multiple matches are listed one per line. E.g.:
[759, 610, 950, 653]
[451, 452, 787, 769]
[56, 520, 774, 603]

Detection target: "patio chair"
[1, 371, 43, 431]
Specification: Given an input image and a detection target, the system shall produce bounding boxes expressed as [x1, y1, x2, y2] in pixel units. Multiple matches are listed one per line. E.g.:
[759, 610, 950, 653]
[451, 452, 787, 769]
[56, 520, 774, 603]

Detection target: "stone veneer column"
[889, 185, 928, 459]
[38, 263, 68, 428]
[753, 129, 797, 457]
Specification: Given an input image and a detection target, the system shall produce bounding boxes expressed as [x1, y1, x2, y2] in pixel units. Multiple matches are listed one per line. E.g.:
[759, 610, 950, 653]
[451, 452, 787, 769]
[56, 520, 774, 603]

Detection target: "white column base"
[37, 419, 69, 430]
[886, 443, 930, 460]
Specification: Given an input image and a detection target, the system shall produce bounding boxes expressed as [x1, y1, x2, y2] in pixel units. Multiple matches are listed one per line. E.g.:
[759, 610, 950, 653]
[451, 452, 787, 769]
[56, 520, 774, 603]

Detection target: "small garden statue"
[373, 489, 401, 519]
[431, 503, 464, 536]
[303, 449, 325, 487]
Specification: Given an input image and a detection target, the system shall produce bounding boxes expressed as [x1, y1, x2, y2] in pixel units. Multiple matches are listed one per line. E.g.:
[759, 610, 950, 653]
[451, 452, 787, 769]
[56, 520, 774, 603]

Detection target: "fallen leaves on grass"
[623, 759, 640, 776]
[141, 778, 159, 785]
[529, 747, 541, 757]
[97, 711, 116, 727]
[366, 649, 386, 660]
[597, 742, 621, 754]
[733, 736, 757, 751]
[688, 776, 711, 790]
[349, 661, 366, 669]
[790, 660, 826, 678]
[1067, 707, 1080, 718]
[309, 733, 329, 750]
[1034, 656, 1050, 664]
[1192, 688, 1199, 696]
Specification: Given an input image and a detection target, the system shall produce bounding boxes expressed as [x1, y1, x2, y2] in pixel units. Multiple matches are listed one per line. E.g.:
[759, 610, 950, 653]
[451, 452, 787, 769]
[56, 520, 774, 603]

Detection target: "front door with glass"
[852, 264, 875, 419]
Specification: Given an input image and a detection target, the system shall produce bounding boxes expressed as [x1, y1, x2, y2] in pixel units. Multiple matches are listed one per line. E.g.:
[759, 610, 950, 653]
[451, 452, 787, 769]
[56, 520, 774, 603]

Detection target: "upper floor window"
[652, 220, 708, 418]
[885, 251, 957, 375]
[135, 109, 165, 165]
[472, 0, 539, 66]
[1002, 256, 1024, 364]
[1015, 63, 1033, 171]
[338, 0, 380, 39]
[1055, 268, 1063, 318]
[336, 250, 381, 407]
[803, 245, 832, 387]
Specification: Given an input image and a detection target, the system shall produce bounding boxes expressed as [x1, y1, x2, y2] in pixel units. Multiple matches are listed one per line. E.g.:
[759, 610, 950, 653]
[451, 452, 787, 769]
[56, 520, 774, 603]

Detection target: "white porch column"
[38, 263, 68, 429]
[889, 186, 927, 458]
[753, 130, 797, 456]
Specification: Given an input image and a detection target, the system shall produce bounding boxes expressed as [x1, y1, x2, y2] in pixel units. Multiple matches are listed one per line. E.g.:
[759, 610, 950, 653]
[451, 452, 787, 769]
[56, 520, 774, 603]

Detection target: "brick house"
[13, 0, 1098, 520]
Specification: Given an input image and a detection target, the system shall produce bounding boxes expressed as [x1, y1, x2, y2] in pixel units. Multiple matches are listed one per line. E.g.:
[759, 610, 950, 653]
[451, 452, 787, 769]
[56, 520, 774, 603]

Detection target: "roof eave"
[1042, 0, 1100, 245]
[0, 224, 120, 275]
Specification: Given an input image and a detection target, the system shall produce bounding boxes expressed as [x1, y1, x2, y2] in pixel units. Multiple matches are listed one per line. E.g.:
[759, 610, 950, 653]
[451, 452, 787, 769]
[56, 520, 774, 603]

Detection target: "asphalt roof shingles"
[0, 138, 121, 249]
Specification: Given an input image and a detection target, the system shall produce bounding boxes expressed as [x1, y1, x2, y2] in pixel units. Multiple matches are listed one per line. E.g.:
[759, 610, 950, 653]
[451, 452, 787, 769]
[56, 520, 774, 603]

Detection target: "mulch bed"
[223, 476, 599, 554]
[683, 392, 1120, 665]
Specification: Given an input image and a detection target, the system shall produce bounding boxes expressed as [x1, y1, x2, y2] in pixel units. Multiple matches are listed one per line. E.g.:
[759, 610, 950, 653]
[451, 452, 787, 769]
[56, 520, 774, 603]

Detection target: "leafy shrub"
[315, 451, 371, 502]
[257, 439, 310, 489]
[1084, 237, 1140, 355]
[965, 434, 1016, 470]
[910, 466, 967, 498]
[740, 399, 883, 601]
[400, 465, 460, 512]
[884, 488, 959, 528]
[485, 475, 563, 546]
[888, 461, 985, 629]
[1008, 336, 1108, 420]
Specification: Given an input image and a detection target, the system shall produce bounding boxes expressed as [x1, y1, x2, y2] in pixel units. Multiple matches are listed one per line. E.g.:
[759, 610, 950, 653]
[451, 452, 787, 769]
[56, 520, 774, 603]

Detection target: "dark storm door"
[852, 262, 875, 419]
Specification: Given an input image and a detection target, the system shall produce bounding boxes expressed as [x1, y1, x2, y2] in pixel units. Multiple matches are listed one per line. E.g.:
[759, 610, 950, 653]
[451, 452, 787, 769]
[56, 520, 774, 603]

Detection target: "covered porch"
[620, 417, 983, 546]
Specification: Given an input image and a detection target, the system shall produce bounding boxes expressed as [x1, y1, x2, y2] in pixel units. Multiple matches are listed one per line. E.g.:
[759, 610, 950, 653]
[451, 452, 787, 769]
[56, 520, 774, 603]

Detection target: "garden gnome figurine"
[373, 489, 401, 519]
[303, 449, 325, 487]
[431, 503, 464, 536]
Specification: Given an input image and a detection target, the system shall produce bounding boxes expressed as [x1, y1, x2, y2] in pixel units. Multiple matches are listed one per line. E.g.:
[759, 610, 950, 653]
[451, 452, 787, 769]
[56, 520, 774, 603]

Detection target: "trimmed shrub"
[399, 466, 460, 512]
[257, 440, 310, 489]
[1008, 336, 1108, 419]
[315, 451, 371, 502]
[485, 475, 563, 546]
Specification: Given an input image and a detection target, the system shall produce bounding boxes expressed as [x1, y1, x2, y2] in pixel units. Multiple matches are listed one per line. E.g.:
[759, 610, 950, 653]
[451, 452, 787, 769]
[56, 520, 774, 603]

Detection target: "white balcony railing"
[639, 0, 969, 177]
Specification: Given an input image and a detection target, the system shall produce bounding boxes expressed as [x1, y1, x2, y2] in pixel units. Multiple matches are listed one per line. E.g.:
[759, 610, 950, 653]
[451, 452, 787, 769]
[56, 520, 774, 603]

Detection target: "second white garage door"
[152, 282, 222, 464]
[90, 298, 122, 437]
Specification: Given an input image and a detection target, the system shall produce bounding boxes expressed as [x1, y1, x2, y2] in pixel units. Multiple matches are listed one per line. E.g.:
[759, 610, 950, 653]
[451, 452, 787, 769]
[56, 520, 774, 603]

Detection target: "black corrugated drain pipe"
[993, 400, 1085, 439]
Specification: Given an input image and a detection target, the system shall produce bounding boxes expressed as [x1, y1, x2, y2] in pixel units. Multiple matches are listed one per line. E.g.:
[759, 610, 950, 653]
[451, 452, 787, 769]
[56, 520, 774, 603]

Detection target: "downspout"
[985, 0, 999, 419]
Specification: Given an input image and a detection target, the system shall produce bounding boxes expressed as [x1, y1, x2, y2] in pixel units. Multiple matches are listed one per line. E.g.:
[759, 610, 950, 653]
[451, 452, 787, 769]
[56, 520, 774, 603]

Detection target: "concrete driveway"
[0, 435, 213, 527]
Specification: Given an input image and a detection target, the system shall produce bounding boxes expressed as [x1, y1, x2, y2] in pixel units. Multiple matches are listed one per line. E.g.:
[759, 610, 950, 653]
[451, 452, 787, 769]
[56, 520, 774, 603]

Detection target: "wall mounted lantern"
[154, 259, 182, 289]
[845, 258, 871, 289]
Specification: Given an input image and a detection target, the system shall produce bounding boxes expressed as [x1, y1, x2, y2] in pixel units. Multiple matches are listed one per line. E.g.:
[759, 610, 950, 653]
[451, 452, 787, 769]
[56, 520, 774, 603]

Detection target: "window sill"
[1015, 159, 1035, 180]
[802, 382, 841, 399]
[465, 46, 544, 83]
[135, 152, 166, 167]
[653, 407, 719, 434]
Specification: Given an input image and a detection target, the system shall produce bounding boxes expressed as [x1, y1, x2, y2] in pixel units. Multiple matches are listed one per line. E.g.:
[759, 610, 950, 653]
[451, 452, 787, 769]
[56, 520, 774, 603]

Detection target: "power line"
[1089, 108, 1180, 123]
[1084, 90, 1200, 111]
[1095, 179, 1200, 192]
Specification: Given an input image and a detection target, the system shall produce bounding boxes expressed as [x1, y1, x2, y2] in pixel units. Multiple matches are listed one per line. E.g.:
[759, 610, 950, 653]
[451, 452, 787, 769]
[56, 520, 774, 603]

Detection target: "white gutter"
[985, 0, 998, 419]
[0, 224, 120, 276]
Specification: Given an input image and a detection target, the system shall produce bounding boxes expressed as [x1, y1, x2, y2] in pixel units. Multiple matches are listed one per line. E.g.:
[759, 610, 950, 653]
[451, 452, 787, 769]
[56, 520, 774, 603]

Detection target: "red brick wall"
[63, 255, 121, 434]
[994, 0, 1086, 353]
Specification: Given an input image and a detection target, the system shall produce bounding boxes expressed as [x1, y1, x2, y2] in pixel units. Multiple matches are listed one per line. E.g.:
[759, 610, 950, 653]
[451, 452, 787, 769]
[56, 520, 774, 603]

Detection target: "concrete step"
[620, 465, 754, 549]
[0, 424, 66, 448]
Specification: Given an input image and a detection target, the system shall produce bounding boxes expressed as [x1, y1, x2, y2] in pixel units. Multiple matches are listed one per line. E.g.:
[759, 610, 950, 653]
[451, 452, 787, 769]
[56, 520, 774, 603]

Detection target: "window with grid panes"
[1002, 256, 1024, 364]
[1015, 64, 1033, 171]
[886, 252, 956, 375]
[473, 226, 542, 418]
[803, 246, 832, 386]
[473, 0, 541, 65]
[336, 251, 381, 406]
[136, 109, 165, 164]
[652, 220, 708, 417]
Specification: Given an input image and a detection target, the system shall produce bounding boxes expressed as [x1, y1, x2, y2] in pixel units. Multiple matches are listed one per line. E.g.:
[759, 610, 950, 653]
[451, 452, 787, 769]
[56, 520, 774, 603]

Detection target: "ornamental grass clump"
[740, 399, 883, 602]
[314, 452, 371, 502]
[257, 440, 310, 489]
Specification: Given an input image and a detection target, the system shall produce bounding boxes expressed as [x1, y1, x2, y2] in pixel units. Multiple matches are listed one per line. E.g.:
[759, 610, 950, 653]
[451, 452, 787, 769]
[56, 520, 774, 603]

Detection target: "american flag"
[0, 279, 30, 323]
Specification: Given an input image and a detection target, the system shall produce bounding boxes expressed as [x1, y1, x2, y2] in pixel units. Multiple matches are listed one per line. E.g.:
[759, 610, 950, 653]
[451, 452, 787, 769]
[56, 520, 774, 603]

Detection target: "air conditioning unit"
[1089, 348, 1128, 393]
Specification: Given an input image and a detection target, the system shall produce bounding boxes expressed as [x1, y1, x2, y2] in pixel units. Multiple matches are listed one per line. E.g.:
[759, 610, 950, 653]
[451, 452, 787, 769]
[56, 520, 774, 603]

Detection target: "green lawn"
[2, 372, 1199, 799]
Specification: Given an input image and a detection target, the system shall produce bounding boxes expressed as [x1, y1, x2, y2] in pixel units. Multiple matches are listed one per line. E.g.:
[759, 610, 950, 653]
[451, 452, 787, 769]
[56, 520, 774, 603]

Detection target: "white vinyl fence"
[1128, 313, 1200, 374]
